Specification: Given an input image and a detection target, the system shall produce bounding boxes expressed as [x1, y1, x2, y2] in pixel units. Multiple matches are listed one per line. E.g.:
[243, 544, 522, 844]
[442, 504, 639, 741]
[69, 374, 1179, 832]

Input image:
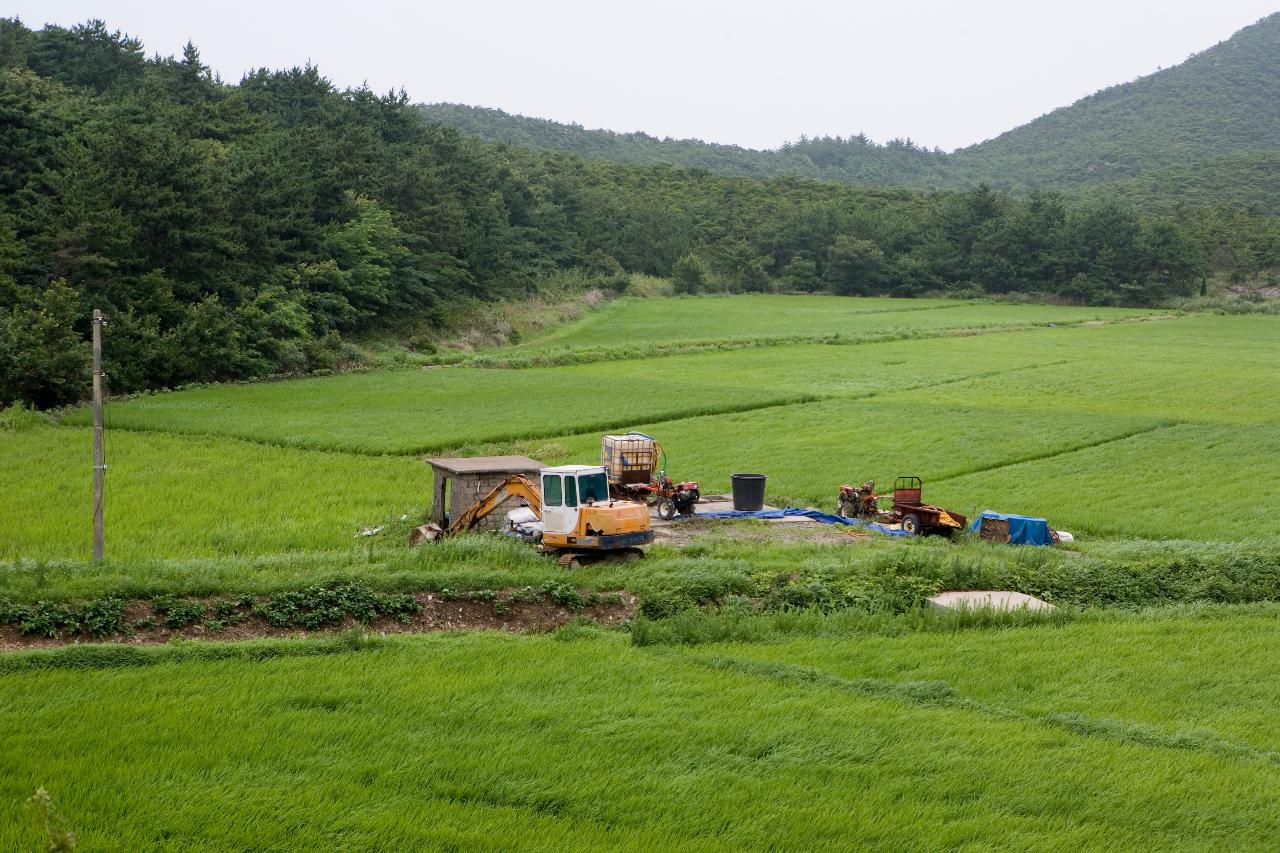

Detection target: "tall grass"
[629, 599, 1079, 646]
[4, 619, 1280, 849]
[7, 534, 1280, 622]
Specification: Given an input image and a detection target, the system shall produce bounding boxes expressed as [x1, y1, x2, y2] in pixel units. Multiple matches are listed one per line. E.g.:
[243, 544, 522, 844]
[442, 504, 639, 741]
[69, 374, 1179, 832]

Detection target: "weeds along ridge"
[6, 535, 1280, 653]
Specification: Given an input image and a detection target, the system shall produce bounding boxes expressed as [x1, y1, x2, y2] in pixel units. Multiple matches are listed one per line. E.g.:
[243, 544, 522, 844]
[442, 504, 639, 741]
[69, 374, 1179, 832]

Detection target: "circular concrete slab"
[927, 590, 1055, 611]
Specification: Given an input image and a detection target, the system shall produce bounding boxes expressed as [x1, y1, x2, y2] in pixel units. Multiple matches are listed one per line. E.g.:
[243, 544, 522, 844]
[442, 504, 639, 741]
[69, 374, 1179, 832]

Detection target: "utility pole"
[92, 309, 106, 561]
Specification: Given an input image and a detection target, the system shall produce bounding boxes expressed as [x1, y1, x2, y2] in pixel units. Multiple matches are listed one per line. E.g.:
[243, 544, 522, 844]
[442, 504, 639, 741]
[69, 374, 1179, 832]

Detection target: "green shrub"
[79, 597, 126, 637]
[17, 601, 79, 638]
[154, 597, 207, 629]
[541, 582, 584, 610]
[254, 582, 420, 629]
[0, 403, 50, 432]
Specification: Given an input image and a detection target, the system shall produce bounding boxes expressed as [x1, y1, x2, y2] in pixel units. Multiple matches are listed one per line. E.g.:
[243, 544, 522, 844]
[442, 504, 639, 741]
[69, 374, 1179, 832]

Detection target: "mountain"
[952, 12, 1280, 189]
[420, 13, 1280, 203]
[415, 103, 954, 187]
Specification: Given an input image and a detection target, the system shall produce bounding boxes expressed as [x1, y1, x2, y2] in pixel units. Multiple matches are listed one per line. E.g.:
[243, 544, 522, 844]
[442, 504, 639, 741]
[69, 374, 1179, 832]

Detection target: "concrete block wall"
[448, 472, 537, 531]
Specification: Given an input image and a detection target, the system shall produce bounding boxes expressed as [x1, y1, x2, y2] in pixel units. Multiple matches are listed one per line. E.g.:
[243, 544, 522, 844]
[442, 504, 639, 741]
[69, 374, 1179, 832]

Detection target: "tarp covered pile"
[969, 511, 1055, 546]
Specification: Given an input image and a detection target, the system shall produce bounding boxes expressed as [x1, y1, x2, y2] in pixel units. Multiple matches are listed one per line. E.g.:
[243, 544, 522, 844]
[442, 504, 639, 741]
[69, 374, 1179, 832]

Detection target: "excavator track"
[556, 548, 645, 570]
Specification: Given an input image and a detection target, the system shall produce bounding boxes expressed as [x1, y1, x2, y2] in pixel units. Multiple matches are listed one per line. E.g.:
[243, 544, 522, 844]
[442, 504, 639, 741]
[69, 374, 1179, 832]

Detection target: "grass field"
[890, 315, 1280, 426]
[511, 294, 1152, 351]
[550, 398, 1159, 509]
[931, 423, 1280, 540]
[63, 314, 1138, 456]
[17, 305, 1280, 554]
[63, 358, 821, 454]
[0, 425, 431, 559]
[6, 294, 1280, 849]
[3, 613, 1280, 850]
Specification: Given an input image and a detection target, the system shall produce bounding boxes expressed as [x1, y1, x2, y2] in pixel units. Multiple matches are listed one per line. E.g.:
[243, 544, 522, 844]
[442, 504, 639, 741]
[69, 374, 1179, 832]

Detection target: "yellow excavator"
[410, 465, 653, 567]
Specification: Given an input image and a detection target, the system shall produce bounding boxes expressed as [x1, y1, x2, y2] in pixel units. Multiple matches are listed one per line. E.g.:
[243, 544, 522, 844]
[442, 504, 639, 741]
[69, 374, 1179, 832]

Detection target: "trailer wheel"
[657, 498, 678, 520]
[901, 514, 922, 536]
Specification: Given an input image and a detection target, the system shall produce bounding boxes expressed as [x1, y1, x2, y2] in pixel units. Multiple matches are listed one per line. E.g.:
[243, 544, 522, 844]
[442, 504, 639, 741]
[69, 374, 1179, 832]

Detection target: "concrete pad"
[649, 497, 811, 527]
[927, 590, 1055, 611]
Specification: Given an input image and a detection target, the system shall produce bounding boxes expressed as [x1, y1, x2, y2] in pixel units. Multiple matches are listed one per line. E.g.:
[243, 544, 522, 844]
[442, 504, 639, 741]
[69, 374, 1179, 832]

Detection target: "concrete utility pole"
[92, 309, 106, 561]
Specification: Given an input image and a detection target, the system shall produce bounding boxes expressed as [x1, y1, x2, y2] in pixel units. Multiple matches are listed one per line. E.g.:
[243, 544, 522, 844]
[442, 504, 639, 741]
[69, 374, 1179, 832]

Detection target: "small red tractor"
[838, 475, 966, 536]
[602, 432, 700, 520]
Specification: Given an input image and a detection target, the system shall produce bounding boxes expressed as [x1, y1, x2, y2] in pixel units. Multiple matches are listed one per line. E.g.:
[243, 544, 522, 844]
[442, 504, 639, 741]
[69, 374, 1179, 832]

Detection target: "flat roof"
[426, 455, 544, 474]
[543, 464, 605, 474]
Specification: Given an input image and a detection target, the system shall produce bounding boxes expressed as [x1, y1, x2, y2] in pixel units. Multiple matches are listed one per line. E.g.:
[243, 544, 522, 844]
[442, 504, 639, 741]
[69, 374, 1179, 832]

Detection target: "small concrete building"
[426, 455, 544, 531]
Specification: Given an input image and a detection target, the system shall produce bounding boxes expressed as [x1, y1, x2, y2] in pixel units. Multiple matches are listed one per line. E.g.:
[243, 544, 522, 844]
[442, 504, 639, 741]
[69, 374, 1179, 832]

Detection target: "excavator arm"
[449, 475, 542, 534]
[410, 475, 542, 545]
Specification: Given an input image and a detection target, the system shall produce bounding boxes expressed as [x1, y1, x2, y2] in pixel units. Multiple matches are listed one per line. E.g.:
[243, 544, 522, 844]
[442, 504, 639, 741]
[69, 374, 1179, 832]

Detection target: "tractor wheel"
[657, 498, 678, 520]
[675, 490, 699, 515]
[901, 514, 922, 536]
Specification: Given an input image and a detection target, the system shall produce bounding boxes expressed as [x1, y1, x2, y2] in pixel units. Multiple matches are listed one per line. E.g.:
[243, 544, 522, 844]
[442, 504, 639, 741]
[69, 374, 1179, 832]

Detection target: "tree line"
[1, 19, 1277, 408]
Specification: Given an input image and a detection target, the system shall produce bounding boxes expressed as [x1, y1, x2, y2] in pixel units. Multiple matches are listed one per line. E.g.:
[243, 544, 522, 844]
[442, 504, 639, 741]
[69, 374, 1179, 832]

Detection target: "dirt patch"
[0, 589, 637, 652]
[655, 517, 869, 547]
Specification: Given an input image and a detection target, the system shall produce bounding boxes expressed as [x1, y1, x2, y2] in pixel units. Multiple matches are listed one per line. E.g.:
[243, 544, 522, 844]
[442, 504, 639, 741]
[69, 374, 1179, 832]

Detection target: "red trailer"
[837, 475, 966, 536]
[888, 476, 966, 536]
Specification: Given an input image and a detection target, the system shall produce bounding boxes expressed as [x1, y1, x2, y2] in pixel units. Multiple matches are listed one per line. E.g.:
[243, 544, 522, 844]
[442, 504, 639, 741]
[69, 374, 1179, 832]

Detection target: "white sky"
[11, 0, 1279, 152]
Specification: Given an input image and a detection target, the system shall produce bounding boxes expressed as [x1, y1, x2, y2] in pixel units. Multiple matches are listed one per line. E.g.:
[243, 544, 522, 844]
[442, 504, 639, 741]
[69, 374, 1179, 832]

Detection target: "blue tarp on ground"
[969, 510, 1054, 546]
[689, 507, 911, 537]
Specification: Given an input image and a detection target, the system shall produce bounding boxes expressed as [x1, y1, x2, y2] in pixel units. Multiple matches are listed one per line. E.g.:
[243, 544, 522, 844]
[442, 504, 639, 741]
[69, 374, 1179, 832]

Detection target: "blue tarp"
[689, 507, 911, 537]
[969, 510, 1054, 546]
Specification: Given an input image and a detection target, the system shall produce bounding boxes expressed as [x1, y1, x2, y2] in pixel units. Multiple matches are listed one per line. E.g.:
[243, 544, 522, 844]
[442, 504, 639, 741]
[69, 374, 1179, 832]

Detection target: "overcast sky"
[12, 1, 1280, 151]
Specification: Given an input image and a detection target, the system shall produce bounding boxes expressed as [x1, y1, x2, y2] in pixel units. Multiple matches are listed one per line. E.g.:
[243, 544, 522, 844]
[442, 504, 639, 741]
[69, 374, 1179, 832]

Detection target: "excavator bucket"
[409, 523, 445, 546]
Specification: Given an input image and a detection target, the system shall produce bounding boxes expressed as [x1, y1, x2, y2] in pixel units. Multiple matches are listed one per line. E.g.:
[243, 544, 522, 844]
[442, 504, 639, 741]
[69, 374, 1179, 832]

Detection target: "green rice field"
[0, 427, 431, 559]
[507, 293, 1155, 351]
[5, 295, 1280, 850]
[4, 612, 1280, 850]
[10, 301, 1280, 549]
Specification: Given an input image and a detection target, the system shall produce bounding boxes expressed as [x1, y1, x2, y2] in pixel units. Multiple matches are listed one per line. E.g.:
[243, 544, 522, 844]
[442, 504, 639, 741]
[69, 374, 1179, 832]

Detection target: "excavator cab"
[539, 465, 649, 549]
[541, 467, 610, 527]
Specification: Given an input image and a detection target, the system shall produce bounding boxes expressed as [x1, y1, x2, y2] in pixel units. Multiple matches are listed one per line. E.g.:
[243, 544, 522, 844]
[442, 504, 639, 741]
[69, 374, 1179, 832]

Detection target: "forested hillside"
[2, 18, 1277, 409]
[1081, 151, 1280, 216]
[421, 13, 1280, 203]
[417, 103, 954, 187]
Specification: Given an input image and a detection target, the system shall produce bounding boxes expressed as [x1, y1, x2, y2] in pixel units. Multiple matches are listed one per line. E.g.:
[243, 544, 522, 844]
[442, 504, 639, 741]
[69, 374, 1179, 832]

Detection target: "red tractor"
[602, 432, 700, 520]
